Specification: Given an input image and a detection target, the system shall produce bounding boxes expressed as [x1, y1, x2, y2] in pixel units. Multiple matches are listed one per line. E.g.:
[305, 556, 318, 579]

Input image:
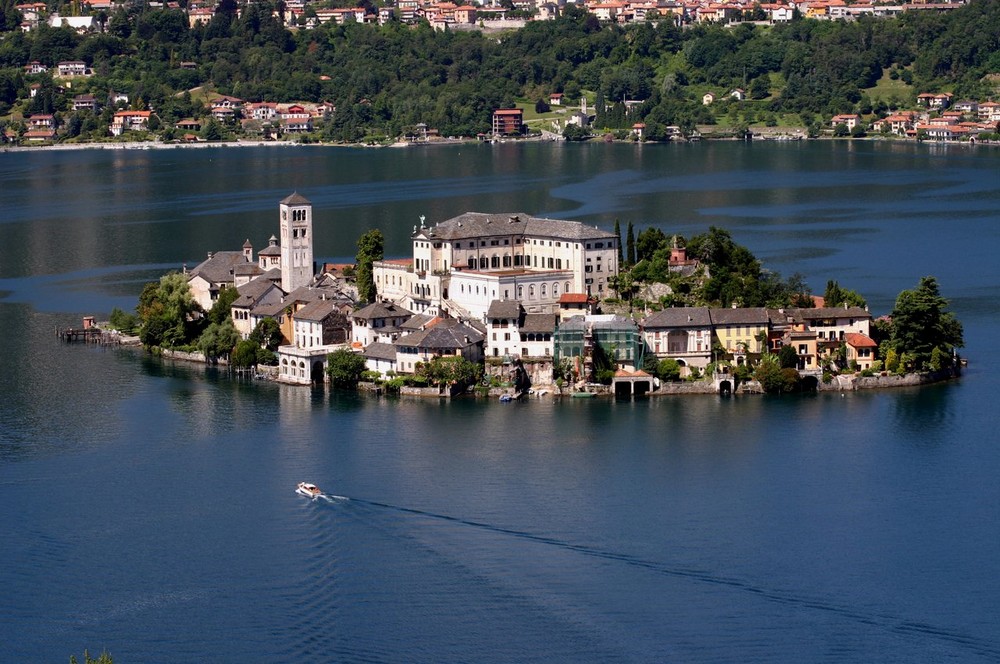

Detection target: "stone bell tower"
[279, 192, 314, 293]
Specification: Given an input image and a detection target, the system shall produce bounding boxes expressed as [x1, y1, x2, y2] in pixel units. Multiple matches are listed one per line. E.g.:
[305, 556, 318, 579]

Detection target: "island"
[80, 191, 963, 398]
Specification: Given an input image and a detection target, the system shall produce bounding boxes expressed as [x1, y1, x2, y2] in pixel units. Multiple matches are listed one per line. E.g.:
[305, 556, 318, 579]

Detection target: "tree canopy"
[3, 2, 1000, 140]
[887, 276, 963, 370]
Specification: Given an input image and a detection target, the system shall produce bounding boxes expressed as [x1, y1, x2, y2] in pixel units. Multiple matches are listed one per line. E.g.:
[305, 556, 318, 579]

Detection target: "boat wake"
[321, 496, 1000, 661]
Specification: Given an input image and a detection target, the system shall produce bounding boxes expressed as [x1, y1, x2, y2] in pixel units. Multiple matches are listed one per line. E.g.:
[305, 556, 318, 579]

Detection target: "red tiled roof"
[559, 293, 589, 304]
[845, 332, 877, 348]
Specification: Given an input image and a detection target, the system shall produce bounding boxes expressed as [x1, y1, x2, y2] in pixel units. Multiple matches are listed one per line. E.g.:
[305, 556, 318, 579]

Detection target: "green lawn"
[865, 71, 915, 103]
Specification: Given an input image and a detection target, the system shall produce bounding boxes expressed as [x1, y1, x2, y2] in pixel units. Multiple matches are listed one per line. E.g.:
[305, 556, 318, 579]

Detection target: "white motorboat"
[296, 482, 322, 499]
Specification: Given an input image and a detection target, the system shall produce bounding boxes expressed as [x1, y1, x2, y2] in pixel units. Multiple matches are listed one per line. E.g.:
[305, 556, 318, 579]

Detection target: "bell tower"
[279, 192, 314, 293]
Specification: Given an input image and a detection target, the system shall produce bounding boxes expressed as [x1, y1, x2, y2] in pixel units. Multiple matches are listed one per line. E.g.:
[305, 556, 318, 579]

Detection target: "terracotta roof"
[559, 293, 590, 304]
[845, 332, 877, 348]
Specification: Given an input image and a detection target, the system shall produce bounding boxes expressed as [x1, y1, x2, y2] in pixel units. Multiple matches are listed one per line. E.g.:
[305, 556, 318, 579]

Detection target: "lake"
[1, 140, 999, 663]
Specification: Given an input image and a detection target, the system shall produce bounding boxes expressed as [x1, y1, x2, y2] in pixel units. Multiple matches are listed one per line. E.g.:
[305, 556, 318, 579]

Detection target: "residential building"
[109, 110, 152, 136]
[393, 318, 485, 373]
[351, 302, 414, 347]
[492, 108, 523, 136]
[640, 307, 713, 371]
[709, 307, 769, 362]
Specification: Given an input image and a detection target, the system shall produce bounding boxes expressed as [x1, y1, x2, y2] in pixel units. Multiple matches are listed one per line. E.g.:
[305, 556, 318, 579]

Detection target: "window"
[529, 285, 535, 299]
[555, 259, 562, 269]
[518, 286, 523, 298]
[504, 333, 510, 341]
[541, 284, 547, 297]
[491, 256, 500, 268]
[553, 283, 559, 297]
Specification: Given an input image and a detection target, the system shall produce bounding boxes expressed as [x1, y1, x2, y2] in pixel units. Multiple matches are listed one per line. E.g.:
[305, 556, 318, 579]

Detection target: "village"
[5, 0, 999, 146]
[93, 191, 917, 398]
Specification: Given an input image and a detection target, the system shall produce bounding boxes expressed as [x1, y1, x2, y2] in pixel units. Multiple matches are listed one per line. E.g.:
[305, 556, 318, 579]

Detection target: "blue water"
[1, 142, 999, 662]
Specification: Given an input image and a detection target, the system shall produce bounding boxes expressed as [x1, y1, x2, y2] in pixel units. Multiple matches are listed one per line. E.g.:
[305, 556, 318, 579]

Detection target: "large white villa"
[373, 212, 620, 320]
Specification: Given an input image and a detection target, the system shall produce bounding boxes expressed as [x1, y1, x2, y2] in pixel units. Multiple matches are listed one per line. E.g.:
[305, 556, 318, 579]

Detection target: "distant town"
[82, 193, 963, 398]
[3, 0, 999, 146]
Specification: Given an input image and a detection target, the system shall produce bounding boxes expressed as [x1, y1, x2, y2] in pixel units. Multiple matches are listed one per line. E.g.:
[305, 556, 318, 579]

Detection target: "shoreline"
[4, 133, 997, 154]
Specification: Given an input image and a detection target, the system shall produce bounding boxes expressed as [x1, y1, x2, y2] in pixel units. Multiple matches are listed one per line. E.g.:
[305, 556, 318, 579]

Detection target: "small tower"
[242, 238, 253, 263]
[279, 192, 314, 293]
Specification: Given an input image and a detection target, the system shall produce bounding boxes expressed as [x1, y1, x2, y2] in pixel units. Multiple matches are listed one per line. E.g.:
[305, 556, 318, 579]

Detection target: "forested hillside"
[1, 0, 999, 140]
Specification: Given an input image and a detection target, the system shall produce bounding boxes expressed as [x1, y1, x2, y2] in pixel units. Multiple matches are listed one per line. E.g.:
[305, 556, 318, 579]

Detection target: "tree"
[657, 358, 681, 381]
[136, 272, 203, 348]
[833, 122, 850, 137]
[626, 222, 636, 266]
[108, 307, 139, 334]
[197, 319, 239, 361]
[207, 285, 239, 325]
[249, 317, 283, 350]
[823, 280, 866, 308]
[635, 227, 668, 263]
[355, 229, 384, 304]
[231, 339, 260, 368]
[417, 355, 482, 387]
[614, 219, 623, 265]
[888, 276, 963, 370]
[756, 361, 801, 394]
[777, 344, 799, 369]
[326, 348, 367, 388]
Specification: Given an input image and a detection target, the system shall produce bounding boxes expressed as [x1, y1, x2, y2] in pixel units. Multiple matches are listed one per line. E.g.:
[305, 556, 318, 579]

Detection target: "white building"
[373, 212, 619, 322]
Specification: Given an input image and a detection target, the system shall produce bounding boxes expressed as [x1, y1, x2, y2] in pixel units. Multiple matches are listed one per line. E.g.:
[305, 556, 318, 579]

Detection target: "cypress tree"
[626, 222, 636, 266]
[614, 219, 623, 265]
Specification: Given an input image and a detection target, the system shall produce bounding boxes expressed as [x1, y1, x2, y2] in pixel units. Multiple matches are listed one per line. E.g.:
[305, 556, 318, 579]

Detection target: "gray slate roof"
[795, 306, 871, 320]
[280, 192, 311, 206]
[352, 301, 413, 321]
[642, 307, 712, 329]
[521, 313, 557, 334]
[420, 212, 616, 242]
[395, 319, 484, 351]
[709, 307, 770, 325]
[294, 299, 346, 323]
[363, 342, 398, 362]
[486, 300, 523, 320]
[188, 251, 248, 285]
[233, 277, 278, 308]
[401, 314, 437, 331]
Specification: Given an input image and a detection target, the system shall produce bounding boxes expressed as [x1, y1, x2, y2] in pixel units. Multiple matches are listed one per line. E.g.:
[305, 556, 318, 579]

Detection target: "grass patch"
[866, 71, 914, 103]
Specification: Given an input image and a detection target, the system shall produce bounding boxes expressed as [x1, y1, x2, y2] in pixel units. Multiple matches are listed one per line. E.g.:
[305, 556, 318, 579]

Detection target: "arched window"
[541, 284, 547, 298]
[518, 286, 523, 299]
[529, 285, 535, 299]
[480, 257, 488, 269]
[553, 283, 559, 297]
[503, 255, 511, 268]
